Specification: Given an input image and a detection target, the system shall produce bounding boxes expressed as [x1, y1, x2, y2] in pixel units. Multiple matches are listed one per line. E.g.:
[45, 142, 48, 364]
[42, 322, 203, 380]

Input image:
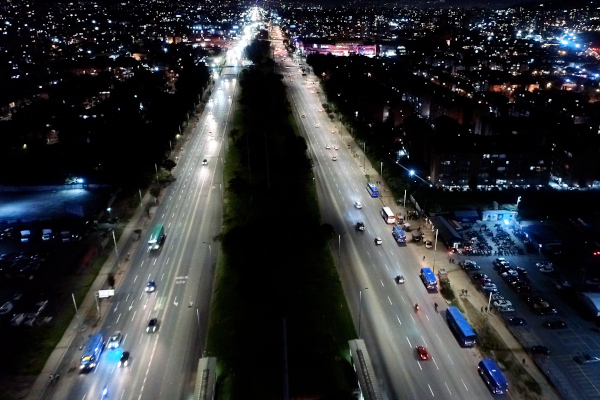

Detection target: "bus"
[420, 267, 437, 291]
[80, 333, 104, 372]
[446, 306, 477, 347]
[381, 207, 396, 224]
[366, 182, 379, 198]
[478, 358, 508, 395]
[148, 223, 165, 251]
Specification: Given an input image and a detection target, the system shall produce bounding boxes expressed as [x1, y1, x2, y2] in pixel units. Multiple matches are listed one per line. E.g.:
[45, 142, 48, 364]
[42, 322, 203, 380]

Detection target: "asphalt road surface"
[271, 32, 495, 399]
[44, 41, 246, 400]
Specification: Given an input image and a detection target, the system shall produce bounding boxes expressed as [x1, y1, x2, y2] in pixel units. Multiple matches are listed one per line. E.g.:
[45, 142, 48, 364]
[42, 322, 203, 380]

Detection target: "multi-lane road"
[271, 29, 495, 399]
[44, 41, 248, 400]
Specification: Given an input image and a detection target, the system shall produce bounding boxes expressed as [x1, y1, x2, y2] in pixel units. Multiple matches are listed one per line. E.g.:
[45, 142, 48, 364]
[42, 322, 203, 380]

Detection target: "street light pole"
[358, 287, 368, 338]
[363, 142, 366, 171]
[155, 163, 160, 186]
[432, 229, 439, 274]
[403, 189, 407, 209]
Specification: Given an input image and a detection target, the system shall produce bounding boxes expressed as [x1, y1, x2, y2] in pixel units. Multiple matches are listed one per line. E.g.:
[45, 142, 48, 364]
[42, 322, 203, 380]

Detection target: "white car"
[332, 156, 338, 161]
[490, 293, 505, 301]
[315, 124, 320, 128]
[500, 269, 518, 277]
[374, 237, 383, 245]
[539, 266, 554, 273]
[493, 300, 513, 308]
[107, 332, 122, 349]
[355, 202, 363, 209]
[325, 144, 331, 149]
[334, 146, 339, 150]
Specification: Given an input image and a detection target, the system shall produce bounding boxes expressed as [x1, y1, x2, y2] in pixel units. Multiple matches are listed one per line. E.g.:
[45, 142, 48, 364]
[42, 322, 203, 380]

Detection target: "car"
[471, 273, 488, 282]
[395, 275, 405, 284]
[332, 156, 338, 161]
[315, 124, 320, 128]
[424, 240, 433, 249]
[490, 293, 505, 301]
[334, 146, 339, 150]
[325, 144, 331, 149]
[514, 282, 532, 294]
[508, 317, 527, 326]
[536, 261, 553, 268]
[119, 351, 130, 367]
[356, 222, 365, 231]
[461, 260, 479, 269]
[0, 302, 13, 315]
[301, 114, 306, 118]
[416, 345, 429, 360]
[355, 201, 362, 209]
[107, 332, 122, 349]
[575, 352, 600, 364]
[500, 269, 518, 278]
[544, 320, 567, 330]
[374, 237, 382, 245]
[482, 286, 499, 294]
[539, 266, 554, 273]
[535, 306, 558, 316]
[493, 300, 513, 308]
[202, 159, 208, 165]
[497, 265, 513, 274]
[531, 346, 550, 356]
[514, 266, 528, 276]
[145, 281, 156, 293]
[526, 296, 550, 308]
[330, 129, 336, 134]
[504, 276, 521, 286]
[493, 258, 509, 267]
[147, 318, 158, 333]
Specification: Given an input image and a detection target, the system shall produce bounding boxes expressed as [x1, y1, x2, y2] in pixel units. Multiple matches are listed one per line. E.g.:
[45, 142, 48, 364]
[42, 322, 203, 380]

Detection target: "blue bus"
[478, 358, 508, 395]
[446, 306, 477, 347]
[80, 333, 104, 372]
[420, 267, 437, 291]
[366, 182, 379, 198]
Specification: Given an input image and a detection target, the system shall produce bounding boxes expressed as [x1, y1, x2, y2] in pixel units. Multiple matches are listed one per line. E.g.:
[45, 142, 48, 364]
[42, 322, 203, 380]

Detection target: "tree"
[107, 273, 115, 288]
[162, 159, 176, 171]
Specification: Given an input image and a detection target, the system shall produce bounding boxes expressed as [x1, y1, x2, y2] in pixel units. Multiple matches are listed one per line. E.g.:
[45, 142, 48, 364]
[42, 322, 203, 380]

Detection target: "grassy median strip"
[207, 47, 356, 399]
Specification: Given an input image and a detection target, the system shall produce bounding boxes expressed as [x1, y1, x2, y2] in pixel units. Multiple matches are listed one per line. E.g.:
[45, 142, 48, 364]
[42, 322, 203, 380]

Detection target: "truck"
[148, 223, 165, 251]
[392, 226, 406, 244]
[420, 267, 437, 291]
[80, 333, 104, 372]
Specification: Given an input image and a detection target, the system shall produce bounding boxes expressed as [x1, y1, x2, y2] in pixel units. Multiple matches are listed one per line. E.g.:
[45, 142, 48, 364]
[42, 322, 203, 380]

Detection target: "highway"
[270, 28, 495, 399]
[45, 23, 253, 400]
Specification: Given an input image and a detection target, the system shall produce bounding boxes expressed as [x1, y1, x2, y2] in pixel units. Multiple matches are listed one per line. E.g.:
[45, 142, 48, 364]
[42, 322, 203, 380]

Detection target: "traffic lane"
[354, 239, 491, 399]
[314, 150, 488, 392]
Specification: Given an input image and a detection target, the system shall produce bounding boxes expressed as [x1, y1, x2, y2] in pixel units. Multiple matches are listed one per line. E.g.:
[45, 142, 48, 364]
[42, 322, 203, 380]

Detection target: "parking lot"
[453, 220, 600, 400]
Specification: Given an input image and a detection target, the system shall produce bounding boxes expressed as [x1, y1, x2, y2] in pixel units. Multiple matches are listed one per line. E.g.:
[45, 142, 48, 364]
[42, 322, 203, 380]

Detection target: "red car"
[416, 346, 429, 360]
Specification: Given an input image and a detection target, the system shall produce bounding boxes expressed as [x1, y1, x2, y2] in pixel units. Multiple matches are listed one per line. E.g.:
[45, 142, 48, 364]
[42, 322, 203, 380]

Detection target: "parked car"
[544, 320, 567, 330]
[490, 293, 505, 301]
[0, 302, 13, 315]
[535, 307, 557, 316]
[531, 346, 550, 356]
[493, 300, 513, 308]
[508, 317, 527, 326]
[539, 266, 554, 273]
[575, 352, 600, 364]
[493, 258, 510, 268]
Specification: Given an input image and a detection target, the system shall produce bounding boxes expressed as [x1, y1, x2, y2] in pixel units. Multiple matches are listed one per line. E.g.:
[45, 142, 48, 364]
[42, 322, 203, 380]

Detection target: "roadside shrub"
[440, 279, 455, 301]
